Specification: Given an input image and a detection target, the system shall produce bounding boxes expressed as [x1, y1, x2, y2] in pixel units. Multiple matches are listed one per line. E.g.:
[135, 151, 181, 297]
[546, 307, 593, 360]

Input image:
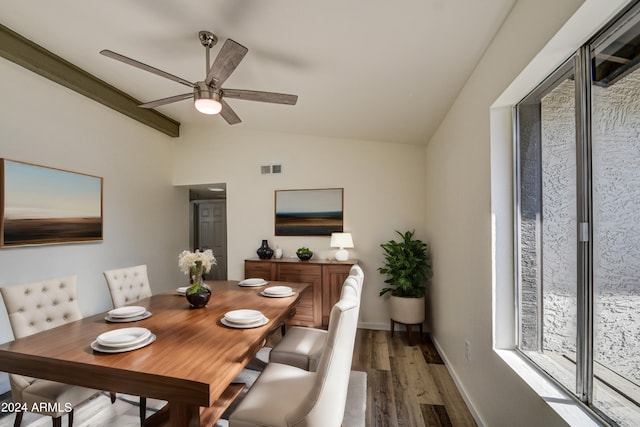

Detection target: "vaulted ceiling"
[0, 0, 516, 145]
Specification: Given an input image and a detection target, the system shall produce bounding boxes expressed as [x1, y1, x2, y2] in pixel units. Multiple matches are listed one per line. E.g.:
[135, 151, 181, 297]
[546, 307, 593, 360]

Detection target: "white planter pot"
[390, 295, 425, 324]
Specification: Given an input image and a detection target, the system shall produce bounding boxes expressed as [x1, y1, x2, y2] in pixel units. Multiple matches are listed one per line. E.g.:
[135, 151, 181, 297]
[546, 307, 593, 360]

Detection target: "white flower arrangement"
[178, 249, 217, 276]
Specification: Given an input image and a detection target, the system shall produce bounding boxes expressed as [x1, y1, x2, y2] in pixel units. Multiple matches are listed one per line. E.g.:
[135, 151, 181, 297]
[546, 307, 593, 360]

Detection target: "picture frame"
[0, 159, 103, 247]
[275, 188, 344, 236]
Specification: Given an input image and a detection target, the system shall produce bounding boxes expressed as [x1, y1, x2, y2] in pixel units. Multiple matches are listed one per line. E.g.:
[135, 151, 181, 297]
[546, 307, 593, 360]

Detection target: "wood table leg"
[143, 404, 169, 427]
[199, 383, 245, 426]
[170, 402, 201, 427]
[144, 383, 246, 427]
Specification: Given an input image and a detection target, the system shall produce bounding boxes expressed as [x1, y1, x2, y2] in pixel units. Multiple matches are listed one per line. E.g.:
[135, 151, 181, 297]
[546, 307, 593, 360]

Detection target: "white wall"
[427, 0, 635, 426]
[172, 125, 427, 328]
[0, 58, 189, 391]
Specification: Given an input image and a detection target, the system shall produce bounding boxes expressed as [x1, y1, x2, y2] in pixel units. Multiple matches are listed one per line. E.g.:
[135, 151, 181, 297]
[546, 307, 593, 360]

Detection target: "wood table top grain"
[0, 280, 310, 426]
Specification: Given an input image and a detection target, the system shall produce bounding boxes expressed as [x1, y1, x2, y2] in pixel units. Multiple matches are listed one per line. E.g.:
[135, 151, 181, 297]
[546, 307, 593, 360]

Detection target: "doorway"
[189, 184, 227, 280]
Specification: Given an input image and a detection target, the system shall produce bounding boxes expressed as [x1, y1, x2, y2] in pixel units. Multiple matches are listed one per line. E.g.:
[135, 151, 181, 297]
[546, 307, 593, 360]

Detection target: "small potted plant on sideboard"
[296, 247, 314, 261]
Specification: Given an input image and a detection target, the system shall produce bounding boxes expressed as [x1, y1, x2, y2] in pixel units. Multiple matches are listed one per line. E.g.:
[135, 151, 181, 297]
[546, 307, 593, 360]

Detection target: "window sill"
[494, 349, 604, 426]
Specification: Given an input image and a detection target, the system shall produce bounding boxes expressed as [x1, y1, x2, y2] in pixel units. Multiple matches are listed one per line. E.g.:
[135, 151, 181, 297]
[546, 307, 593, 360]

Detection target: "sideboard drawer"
[244, 260, 276, 280]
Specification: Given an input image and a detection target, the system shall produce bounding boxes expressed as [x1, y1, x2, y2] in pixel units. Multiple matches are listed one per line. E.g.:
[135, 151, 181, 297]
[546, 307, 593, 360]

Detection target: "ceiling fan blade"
[220, 99, 241, 125]
[205, 39, 248, 87]
[100, 50, 197, 89]
[139, 93, 193, 109]
[222, 89, 298, 105]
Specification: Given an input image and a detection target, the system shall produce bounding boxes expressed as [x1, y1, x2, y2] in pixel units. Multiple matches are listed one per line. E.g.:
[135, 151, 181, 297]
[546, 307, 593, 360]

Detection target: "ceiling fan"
[100, 31, 298, 125]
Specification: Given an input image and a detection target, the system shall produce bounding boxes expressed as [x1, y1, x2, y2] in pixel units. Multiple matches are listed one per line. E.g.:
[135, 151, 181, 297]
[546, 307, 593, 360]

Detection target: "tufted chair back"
[103, 264, 152, 308]
[341, 274, 362, 300]
[0, 276, 98, 424]
[0, 275, 83, 339]
[348, 264, 364, 288]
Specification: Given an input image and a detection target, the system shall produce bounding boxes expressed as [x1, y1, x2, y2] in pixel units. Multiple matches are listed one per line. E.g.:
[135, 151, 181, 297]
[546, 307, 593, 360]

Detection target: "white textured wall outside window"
[591, 69, 640, 414]
[519, 65, 640, 425]
[537, 72, 640, 383]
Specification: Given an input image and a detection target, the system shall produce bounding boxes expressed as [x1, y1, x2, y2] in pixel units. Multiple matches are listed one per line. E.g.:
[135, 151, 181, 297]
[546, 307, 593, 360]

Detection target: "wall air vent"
[261, 164, 282, 175]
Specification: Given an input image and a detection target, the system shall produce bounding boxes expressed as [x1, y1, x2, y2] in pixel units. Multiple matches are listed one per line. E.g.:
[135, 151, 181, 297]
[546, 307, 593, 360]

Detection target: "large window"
[515, 3, 640, 425]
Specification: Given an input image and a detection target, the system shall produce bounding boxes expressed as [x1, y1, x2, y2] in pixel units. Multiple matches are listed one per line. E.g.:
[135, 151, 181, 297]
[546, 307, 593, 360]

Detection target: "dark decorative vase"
[256, 240, 274, 259]
[186, 284, 211, 308]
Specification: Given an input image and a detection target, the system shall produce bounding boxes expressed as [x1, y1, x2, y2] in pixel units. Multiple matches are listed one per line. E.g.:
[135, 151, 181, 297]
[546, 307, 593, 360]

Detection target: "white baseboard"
[430, 336, 486, 427]
[357, 321, 388, 330]
[357, 321, 429, 332]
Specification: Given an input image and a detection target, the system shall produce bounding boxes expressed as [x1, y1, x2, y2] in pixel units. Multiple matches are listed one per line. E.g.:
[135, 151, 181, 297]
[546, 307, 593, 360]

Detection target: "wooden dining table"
[0, 280, 310, 427]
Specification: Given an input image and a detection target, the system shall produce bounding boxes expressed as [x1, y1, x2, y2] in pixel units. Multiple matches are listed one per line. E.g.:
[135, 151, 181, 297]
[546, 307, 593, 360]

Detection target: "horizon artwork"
[275, 188, 343, 236]
[0, 159, 103, 247]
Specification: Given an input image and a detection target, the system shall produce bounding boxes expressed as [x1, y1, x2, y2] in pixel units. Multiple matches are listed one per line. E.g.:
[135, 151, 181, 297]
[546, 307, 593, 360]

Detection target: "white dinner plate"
[97, 327, 151, 348]
[221, 317, 269, 329]
[105, 311, 152, 323]
[263, 286, 293, 295]
[260, 290, 296, 298]
[176, 286, 189, 295]
[238, 278, 268, 287]
[224, 309, 264, 324]
[92, 334, 156, 353]
[107, 306, 147, 319]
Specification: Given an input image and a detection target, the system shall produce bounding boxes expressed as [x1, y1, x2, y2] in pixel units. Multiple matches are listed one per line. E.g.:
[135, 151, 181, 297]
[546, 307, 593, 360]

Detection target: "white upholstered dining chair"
[229, 285, 360, 427]
[0, 276, 99, 427]
[102, 264, 152, 423]
[103, 264, 152, 308]
[269, 269, 363, 372]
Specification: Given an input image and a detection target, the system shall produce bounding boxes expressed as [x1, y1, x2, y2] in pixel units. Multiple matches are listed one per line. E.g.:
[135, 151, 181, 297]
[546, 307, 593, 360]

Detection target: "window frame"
[513, 1, 640, 423]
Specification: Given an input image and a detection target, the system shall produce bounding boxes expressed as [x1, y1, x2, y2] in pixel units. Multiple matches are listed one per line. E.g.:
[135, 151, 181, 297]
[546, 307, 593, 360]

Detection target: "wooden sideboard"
[244, 258, 357, 328]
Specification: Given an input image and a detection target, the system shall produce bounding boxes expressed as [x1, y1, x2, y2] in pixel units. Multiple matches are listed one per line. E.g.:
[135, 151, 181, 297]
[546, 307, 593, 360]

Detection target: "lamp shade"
[330, 232, 354, 249]
[330, 232, 353, 261]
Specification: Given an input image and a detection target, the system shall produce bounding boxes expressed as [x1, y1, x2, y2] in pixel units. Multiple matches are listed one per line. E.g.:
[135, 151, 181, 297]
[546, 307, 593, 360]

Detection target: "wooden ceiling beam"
[0, 23, 180, 137]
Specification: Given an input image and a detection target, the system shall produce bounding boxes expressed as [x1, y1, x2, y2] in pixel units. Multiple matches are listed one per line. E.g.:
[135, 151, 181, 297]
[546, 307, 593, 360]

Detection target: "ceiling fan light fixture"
[194, 83, 222, 115]
[194, 98, 222, 115]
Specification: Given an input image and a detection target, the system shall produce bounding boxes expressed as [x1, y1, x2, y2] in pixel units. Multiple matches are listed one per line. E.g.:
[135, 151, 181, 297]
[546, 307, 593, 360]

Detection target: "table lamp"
[330, 232, 354, 261]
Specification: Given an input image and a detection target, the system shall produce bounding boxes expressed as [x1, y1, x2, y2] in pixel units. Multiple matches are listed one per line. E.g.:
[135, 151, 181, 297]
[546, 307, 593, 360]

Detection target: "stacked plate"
[176, 286, 189, 296]
[105, 305, 151, 323]
[260, 286, 295, 298]
[221, 309, 269, 328]
[238, 278, 268, 287]
[91, 327, 156, 353]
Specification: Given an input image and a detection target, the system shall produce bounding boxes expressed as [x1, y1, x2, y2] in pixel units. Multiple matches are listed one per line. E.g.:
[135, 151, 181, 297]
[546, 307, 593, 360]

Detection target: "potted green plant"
[296, 247, 313, 261]
[378, 230, 431, 326]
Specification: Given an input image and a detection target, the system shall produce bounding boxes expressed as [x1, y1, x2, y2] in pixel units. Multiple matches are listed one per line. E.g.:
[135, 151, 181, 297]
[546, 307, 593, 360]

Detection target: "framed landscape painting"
[0, 159, 103, 247]
[275, 188, 343, 236]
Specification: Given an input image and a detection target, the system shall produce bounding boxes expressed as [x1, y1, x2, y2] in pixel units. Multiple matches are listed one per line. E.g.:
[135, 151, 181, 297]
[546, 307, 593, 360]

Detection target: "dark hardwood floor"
[351, 329, 478, 427]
